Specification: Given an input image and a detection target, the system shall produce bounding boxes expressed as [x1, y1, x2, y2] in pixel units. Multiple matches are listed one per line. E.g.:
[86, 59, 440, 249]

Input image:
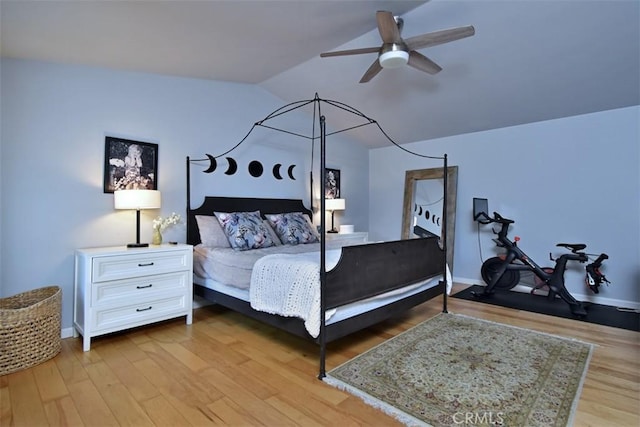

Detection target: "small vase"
[152, 228, 162, 245]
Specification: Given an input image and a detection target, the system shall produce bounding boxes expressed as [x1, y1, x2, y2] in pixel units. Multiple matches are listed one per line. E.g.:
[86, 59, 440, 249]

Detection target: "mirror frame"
[401, 166, 458, 271]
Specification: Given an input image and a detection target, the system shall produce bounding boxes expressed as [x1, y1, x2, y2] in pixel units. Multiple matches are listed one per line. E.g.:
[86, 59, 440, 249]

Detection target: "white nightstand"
[325, 231, 368, 245]
[73, 244, 193, 351]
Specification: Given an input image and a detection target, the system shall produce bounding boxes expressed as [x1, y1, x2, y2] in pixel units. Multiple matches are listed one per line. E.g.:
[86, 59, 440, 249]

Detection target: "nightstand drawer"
[92, 294, 188, 332]
[92, 251, 190, 282]
[92, 271, 189, 306]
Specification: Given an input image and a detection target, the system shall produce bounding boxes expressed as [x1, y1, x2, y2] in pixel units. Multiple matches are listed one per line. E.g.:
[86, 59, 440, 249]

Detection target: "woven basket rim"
[0, 285, 62, 376]
[0, 286, 61, 313]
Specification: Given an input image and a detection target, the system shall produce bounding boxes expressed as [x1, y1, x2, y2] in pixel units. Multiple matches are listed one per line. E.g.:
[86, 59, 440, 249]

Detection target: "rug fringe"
[323, 375, 431, 427]
[567, 342, 595, 427]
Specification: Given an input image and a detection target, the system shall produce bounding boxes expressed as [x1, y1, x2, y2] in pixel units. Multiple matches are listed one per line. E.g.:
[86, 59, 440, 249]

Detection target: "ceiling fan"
[320, 10, 475, 83]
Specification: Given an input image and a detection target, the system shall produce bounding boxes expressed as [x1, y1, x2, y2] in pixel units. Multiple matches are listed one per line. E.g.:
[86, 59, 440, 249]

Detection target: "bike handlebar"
[482, 212, 515, 224]
[591, 253, 609, 267]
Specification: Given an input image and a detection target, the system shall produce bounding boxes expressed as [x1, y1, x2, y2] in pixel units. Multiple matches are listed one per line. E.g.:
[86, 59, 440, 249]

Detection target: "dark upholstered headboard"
[187, 196, 313, 245]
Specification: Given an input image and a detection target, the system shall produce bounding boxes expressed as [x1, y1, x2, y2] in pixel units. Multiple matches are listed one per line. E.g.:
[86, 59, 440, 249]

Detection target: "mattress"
[193, 238, 360, 290]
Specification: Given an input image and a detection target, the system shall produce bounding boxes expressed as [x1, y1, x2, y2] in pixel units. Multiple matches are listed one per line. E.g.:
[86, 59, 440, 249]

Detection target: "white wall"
[370, 106, 640, 306]
[0, 59, 369, 329]
[3, 58, 635, 331]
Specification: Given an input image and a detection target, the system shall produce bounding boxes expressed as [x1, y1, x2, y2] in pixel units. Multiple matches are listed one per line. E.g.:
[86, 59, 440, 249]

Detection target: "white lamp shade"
[325, 198, 345, 211]
[114, 190, 161, 210]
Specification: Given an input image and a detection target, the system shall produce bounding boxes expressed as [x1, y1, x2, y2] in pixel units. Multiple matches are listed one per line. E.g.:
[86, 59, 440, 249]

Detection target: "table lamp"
[325, 198, 345, 233]
[114, 189, 161, 247]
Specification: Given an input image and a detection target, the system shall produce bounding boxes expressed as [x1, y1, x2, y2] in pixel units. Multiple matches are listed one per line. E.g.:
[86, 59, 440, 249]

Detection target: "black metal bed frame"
[185, 95, 449, 378]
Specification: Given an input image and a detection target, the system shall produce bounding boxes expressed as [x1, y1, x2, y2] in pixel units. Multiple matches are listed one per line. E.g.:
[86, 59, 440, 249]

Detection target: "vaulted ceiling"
[2, 0, 638, 148]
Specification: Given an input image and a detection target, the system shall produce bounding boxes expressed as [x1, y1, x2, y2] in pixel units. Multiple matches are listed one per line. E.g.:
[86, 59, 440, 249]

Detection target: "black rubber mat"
[452, 285, 639, 332]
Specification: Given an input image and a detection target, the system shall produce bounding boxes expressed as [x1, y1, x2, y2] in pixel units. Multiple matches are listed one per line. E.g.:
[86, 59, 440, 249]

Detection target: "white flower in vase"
[152, 212, 181, 244]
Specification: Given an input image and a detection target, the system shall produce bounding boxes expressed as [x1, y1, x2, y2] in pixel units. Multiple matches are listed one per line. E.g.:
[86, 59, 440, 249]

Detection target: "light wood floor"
[2, 285, 638, 426]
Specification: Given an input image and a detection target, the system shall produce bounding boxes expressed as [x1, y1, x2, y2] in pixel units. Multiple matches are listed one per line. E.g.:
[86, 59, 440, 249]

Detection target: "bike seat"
[557, 243, 586, 252]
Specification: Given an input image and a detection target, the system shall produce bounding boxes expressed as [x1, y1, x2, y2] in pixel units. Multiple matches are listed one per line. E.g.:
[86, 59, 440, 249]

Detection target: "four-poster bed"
[186, 95, 451, 378]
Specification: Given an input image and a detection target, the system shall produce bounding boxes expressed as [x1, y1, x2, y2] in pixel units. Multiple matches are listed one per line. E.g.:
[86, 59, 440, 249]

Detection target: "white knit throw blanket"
[250, 250, 341, 338]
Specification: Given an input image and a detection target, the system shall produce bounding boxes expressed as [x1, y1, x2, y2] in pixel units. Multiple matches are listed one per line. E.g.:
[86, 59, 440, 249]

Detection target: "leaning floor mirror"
[401, 166, 458, 272]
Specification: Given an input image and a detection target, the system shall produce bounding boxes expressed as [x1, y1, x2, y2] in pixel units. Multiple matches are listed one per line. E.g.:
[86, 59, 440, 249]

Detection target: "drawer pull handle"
[136, 284, 153, 289]
[138, 262, 155, 267]
[136, 306, 152, 312]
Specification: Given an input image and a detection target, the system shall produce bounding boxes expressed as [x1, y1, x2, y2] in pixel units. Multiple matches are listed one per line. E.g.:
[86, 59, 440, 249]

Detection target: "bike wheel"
[481, 257, 520, 290]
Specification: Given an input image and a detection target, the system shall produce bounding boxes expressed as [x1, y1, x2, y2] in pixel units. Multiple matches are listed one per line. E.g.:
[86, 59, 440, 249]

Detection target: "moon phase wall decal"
[224, 157, 238, 175]
[273, 164, 283, 180]
[200, 154, 296, 180]
[248, 161, 263, 177]
[415, 204, 438, 223]
[203, 154, 217, 173]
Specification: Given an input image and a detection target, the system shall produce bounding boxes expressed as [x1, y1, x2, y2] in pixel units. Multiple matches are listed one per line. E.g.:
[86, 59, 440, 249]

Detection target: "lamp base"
[127, 243, 149, 248]
[327, 230, 338, 234]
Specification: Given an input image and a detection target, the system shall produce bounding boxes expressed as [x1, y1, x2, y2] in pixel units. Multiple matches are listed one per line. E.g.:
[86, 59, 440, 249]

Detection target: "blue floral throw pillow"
[214, 211, 275, 251]
[266, 212, 319, 245]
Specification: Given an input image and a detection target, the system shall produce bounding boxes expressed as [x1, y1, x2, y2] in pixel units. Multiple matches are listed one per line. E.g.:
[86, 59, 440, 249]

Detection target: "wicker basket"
[0, 286, 62, 375]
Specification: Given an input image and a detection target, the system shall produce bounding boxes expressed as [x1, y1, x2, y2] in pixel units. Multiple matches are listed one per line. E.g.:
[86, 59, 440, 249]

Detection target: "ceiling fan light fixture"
[379, 50, 409, 69]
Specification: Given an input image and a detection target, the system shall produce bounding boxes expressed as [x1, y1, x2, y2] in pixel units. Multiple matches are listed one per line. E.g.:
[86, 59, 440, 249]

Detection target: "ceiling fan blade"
[320, 47, 380, 58]
[405, 25, 475, 51]
[408, 51, 442, 75]
[359, 60, 383, 83]
[376, 10, 402, 44]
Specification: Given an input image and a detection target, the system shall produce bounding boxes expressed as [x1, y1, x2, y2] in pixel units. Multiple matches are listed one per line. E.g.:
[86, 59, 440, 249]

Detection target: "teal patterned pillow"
[214, 211, 275, 251]
[266, 212, 319, 245]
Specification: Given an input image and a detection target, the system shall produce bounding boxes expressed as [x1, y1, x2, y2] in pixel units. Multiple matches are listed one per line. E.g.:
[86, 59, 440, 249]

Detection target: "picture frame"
[103, 136, 158, 193]
[324, 168, 341, 199]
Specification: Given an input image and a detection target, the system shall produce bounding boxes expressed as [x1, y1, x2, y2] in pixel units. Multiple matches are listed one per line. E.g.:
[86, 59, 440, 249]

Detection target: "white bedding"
[250, 250, 342, 338]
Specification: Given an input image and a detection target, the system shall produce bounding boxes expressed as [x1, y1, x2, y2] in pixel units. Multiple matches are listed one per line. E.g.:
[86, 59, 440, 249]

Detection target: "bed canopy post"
[442, 154, 449, 314]
[186, 156, 192, 239]
[318, 115, 328, 379]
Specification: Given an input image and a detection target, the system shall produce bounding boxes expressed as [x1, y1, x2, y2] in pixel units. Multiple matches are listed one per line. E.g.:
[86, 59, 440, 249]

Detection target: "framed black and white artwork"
[324, 168, 340, 199]
[103, 136, 158, 193]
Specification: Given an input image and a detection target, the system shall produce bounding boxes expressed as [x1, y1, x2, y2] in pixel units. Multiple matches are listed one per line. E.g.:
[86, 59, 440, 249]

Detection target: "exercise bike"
[472, 208, 609, 317]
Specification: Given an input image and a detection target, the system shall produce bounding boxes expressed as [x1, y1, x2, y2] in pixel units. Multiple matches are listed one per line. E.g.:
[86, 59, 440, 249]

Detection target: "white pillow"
[195, 215, 230, 248]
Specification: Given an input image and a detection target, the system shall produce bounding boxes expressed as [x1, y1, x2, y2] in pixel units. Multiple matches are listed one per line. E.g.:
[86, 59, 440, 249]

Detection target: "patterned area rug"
[325, 313, 593, 427]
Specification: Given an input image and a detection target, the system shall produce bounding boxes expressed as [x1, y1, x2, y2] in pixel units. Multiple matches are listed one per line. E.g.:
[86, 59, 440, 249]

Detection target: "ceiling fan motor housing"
[379, 43, 409, 68]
